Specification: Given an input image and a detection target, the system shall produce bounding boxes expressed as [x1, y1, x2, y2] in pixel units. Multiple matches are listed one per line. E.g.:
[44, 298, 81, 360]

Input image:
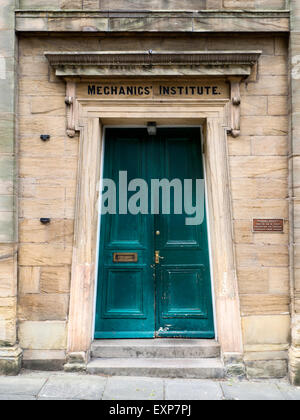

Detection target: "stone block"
[244, 350, 288, 361]
[259, 55, 287, 76]
[19, 156, 77, 179]
[268, 96, 288, 116]
[242, 315, 290, 345]
[0, 257, 16, 297]
[0, 116, 15, 154]
[230, 156, 287, 178]
[22, 349, 66, 371]
[19, 243, 73, 266]
[103, 376, 163, 400]
[207, 36, 275, 55]
[19, 219, 73, 244]
[19, 0, 61, 9]
[269, 267, 289, 294]
[227, 135, 251, 156]
[240, 294, 290, 316]
[19, 266, 40, 294]
[240, 95, 267, 116]
[221, 381, 285, 401]
[18, 294, 69, 321]
[98, 0, 206, 10]
[61, 0, 82, 8]
[40, 266, 70, 294]
[232, 199, 288, 219]
[246, 360, 287, 379]
[19, 321, 67, 350]
[0, 346, 22, 376]
[241, 76, 288, 97]
[241, 116, 288, 136]
[39, 375, 107, 400]
[252, 135, 288, 156]
[223, 0, 286, 9]
[237, 267, 269, 294]
[19, 78, 65, 97]
[289, 347, 300, 386]
[165, 379, 223, 400]
[16, 17, 48, 32]
[234, 220, 253, 244]
[19, 199, 66, 219]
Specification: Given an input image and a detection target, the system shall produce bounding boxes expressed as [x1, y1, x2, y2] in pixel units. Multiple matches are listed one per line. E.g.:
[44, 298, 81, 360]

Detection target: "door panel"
[95, 129, 155, 338]
[95, 127, 214, 339]
[155, 128, 214, 338]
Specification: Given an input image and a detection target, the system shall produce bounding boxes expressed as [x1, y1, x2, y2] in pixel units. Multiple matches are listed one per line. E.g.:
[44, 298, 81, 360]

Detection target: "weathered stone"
[240, 294, 290, 316]
[165, 379, 222, 400]
[98, 0, 206, 10]
[19, 244, 73, 266]
[242, 315, 290, 345]
[40, 266, 70, 294]
[251, 136, 288, 156]
[19, 266, 40, 294]
[18, 294, 69, 321]
[237, 267, 269, 294]
[0, 346, 22, 376]
[246, 360, 287, 379]
[19, 321, 67, 350]
[38, 375, 107, 400]
[103, 376, 163, 400]
[19, 0, 61, 9]
[19, 219, 73, 244]
[23, 349, 66, 371]
[221, 381, 285, 400]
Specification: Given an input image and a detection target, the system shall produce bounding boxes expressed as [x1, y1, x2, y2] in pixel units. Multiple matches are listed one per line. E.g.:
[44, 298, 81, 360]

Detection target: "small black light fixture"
[40, 218, 51, 225]
[147, 122, 157, 136]
[40, 134, 50, 142]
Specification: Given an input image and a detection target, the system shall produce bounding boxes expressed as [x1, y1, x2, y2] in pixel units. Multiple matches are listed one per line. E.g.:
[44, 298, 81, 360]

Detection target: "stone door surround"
[45, 50, 260, 370]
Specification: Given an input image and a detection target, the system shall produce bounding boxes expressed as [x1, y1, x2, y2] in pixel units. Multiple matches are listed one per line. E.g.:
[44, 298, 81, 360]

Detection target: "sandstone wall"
[18, 0, 288, 11]
[18, 34, 290, 376]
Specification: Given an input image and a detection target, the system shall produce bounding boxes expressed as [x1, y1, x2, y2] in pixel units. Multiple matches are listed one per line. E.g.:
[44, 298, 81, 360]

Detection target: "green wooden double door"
[95, 128, 214, 338]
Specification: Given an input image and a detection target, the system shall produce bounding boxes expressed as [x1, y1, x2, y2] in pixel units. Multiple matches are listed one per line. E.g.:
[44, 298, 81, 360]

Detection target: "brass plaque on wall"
[113, 253, 138, 263]
[253, 219, 284, 232]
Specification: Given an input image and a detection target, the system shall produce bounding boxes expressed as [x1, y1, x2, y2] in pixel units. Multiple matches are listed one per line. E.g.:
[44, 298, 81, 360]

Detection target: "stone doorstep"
[87, 357, 225, 379]
[91, 338, 221, 359]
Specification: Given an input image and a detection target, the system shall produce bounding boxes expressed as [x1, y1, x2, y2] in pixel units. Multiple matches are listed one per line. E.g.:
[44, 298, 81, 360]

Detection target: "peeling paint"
[0, 56, 6, 80]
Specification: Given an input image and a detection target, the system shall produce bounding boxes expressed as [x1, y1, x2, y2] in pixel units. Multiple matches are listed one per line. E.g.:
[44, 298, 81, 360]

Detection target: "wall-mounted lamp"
[147, 122, 157, 136]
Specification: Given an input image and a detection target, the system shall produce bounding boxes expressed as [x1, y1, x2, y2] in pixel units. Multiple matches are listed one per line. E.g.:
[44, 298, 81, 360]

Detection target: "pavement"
[0, 370, 299, 400]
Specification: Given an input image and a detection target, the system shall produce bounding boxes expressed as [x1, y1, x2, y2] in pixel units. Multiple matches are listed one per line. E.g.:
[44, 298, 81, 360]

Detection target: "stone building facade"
[0, 0, 299, 384]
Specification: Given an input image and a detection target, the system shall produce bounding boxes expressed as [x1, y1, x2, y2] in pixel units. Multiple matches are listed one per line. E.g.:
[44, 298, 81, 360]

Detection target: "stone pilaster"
[0, 0, 22, 375]
[290, 0, 300, 386]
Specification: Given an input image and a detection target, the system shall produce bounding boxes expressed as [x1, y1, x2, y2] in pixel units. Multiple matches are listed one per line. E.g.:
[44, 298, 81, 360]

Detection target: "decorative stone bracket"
[45, 50, 261, 138]
[229, 77, 242, 138]
[65, 81, 76, 138]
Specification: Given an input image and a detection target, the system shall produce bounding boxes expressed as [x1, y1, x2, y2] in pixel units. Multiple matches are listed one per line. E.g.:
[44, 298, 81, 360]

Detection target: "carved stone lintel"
[228, 77, 242, 138]
[65, 81, 76, 138]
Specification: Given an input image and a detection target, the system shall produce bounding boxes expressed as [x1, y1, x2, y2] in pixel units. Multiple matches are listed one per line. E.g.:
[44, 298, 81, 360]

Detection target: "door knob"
[156, 231, 160, 236]
[155, 250, 164, 264]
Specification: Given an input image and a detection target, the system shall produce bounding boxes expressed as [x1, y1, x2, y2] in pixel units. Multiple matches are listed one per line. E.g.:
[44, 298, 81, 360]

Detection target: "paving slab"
[0, 377, 47, 396]
[277, 383, 300, 400]
[221, 381, 285, 401]
[0, 394, 36, 400]
[103, 376, 164, 400]
[165, 379, 223, 400]
[38, 375, 107, 400]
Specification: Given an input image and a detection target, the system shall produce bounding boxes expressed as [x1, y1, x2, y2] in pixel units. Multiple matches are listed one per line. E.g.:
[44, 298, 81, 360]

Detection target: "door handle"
[155, 250, 164, 264]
